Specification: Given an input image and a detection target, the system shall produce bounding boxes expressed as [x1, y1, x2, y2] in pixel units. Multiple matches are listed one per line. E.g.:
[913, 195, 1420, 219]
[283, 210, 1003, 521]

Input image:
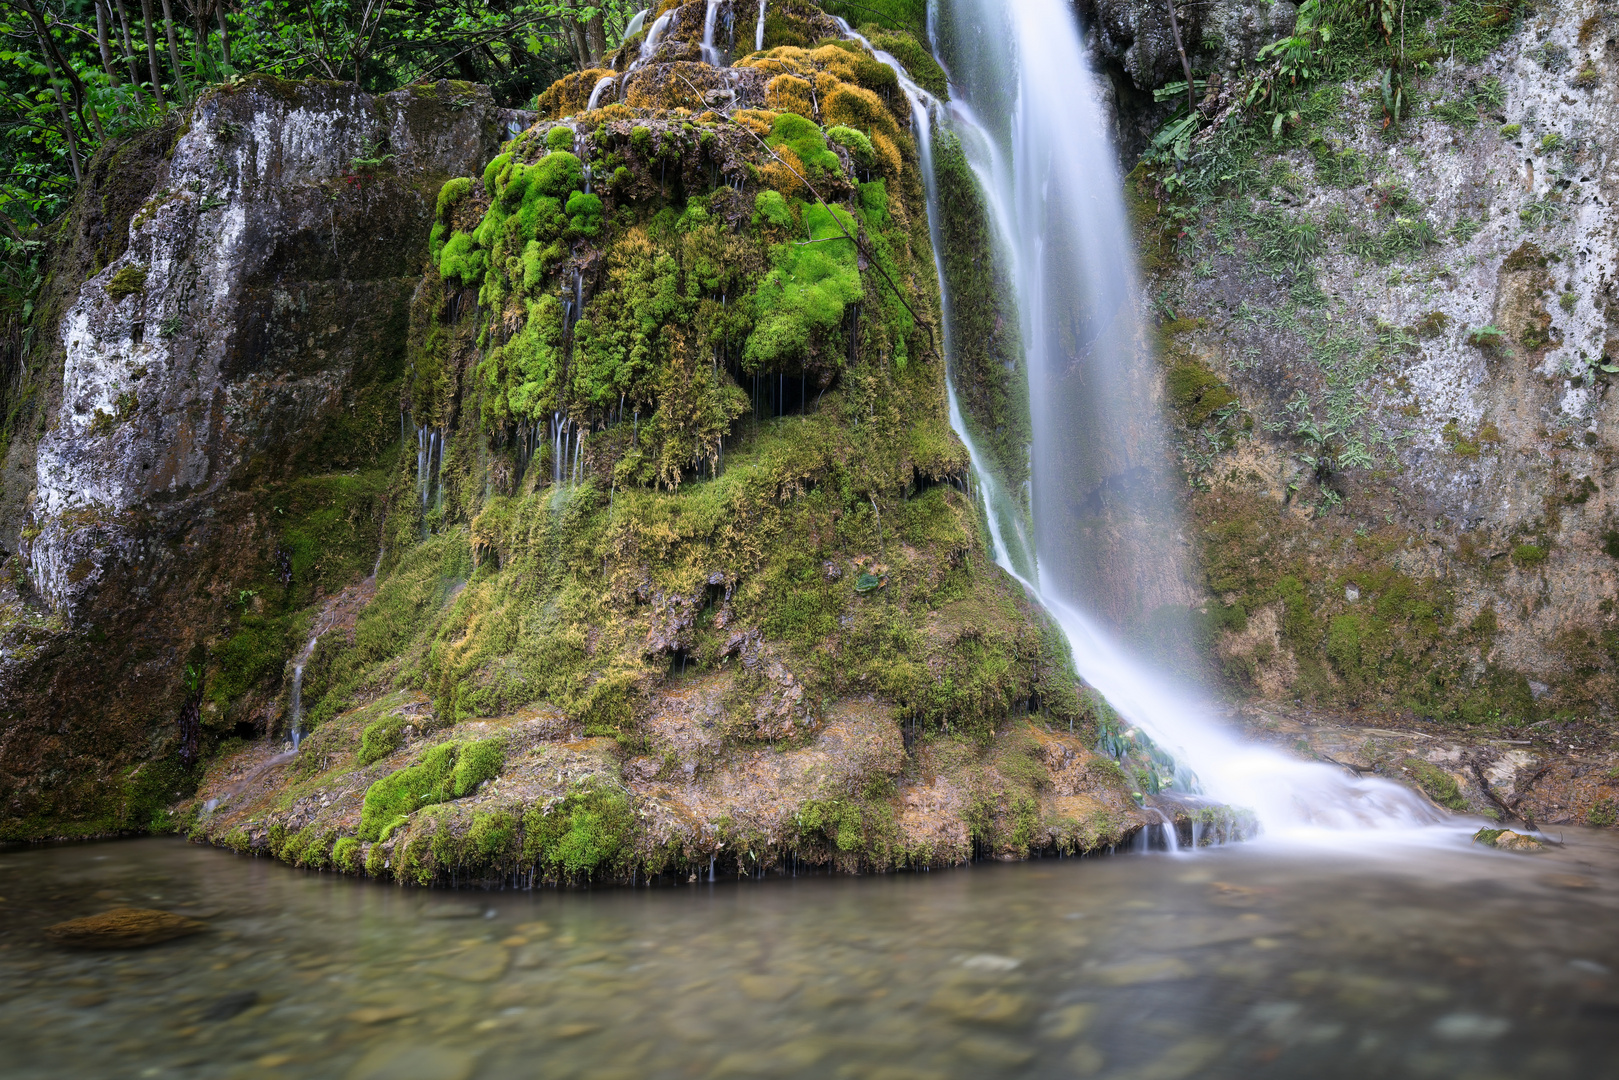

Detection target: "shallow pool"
[2, 830, 1617, 1079]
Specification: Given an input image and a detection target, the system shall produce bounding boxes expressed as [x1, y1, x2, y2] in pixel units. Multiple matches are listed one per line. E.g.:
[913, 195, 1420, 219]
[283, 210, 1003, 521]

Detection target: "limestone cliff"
[1123, 0, 1619, 821]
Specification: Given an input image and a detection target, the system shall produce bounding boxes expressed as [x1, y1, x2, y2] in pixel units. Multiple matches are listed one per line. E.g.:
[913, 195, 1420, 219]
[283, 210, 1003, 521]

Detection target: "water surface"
[3, 833, 1617, 1079]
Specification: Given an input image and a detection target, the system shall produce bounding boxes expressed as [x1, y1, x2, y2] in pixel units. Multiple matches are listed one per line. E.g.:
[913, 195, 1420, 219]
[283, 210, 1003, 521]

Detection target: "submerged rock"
[43, 907, 206, 948]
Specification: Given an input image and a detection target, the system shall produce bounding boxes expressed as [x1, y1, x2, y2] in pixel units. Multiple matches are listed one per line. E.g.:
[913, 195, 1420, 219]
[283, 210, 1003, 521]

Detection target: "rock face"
[1130, 0, 1619, 742]
[0, 79, 524, 837]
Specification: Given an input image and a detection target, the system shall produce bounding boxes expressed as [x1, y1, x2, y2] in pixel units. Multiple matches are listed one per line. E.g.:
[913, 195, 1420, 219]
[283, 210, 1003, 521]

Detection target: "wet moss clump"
[522, 778, 636, 879]
[1403, 759, 1468, 812]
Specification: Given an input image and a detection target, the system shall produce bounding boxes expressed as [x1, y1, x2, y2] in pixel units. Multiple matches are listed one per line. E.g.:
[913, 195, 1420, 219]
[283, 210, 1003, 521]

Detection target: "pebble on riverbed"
[43, 908, 207, 948]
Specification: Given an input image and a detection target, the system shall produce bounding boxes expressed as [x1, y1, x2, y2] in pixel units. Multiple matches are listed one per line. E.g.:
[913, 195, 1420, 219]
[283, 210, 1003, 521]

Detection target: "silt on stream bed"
[2, 833, 1617, 1079]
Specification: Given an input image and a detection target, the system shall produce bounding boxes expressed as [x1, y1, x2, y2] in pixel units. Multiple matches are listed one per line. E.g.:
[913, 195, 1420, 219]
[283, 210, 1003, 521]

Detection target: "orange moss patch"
[534, 68, 615, 120]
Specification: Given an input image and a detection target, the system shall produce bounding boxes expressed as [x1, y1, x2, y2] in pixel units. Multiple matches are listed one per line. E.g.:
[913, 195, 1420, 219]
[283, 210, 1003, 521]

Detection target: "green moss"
[744, 202, 863, 371]
[439, 231, 485, 285]
[106, 264, 148, 300]
[521, 777, 635, 878]
[332, 836, 363, 873]
[545, 125, 574, 152]
[358, 741, 459, 841]
[766, 113, 842, 181]
[452, 737, 505, 796]
[1166, 362, 1237, 427]
[1589, 800, 1617, 827]
[1405, 759, 1468, 811]
[357, 715, 406, 766]
[1511, 543, 1547, 568]
[861, 29, 947, 98]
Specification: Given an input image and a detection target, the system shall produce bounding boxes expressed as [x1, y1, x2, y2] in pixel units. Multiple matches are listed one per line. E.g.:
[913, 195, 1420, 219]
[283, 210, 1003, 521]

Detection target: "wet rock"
[424, 944, 510, 982]
[1432, 1013, 1510, 1040]
[44, 908, 206, 949]
[346, 1043, 476, 1080]
[1473, 828, 1544, 852]
[346, 1004, 418, 1025]
[200, 990, 259, 1022]
[928, 985, 1031, 1026]
[1090, 955, 1195, 985]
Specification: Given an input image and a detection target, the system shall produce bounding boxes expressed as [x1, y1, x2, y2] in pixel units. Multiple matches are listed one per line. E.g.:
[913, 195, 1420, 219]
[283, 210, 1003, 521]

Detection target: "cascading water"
[755, 0, 767, 52]
[909, 0, 1445, 841]
[699, 0, 724, 66]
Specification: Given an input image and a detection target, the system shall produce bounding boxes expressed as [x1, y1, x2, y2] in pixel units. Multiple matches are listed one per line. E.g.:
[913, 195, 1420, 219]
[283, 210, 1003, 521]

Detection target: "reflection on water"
[2, 834, 1617, 1079]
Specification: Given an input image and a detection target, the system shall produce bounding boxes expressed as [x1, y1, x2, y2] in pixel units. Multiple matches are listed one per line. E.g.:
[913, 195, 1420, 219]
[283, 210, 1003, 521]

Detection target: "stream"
[3, 834, 1617, 1079]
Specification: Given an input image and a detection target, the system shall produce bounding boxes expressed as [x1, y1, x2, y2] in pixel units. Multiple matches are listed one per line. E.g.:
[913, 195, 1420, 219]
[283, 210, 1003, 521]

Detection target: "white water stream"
[902, 0, 1447, 841]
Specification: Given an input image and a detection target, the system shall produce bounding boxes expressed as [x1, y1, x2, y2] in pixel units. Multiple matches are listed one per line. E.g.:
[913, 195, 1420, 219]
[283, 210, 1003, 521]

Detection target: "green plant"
[522, 777, 635, 878]
[1405, 759, 1468, 811]
[1511, 543, 1548, 568]
[1466, 324, 1509, 351]
[1589, 800, 1616, 827]
[1498, 123, 1522, 137]
[106, 265, 148, 300]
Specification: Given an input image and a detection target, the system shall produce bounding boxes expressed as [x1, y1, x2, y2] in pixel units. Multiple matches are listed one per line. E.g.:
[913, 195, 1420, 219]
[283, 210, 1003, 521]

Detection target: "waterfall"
[700, 0, 724, 66]
[587, 74, 616, 111]
[884, 1, 1448, 839]
[636, 9, 675, 68]
[755, 0, 767, 52]
[624, 7, 649, 39]
[287, 633, 319, 749]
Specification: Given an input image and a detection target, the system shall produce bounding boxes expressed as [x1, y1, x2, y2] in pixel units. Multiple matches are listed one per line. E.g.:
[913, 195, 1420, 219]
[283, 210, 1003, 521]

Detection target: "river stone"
[1473, 828, 1544, 852]
[44, 908, 206, 948]
[425, 944, 509, 982]
[346, 1044, 476, 1080]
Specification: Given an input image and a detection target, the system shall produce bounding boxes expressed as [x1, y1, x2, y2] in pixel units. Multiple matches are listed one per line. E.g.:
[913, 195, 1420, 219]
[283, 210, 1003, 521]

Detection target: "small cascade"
[755, 0, 767, 52]
[624, 7, 649, 39]
[587, 74, 616, 111]
[700, 0, 724, 66]
[287, 633, 319, 749]
[635, 8, 675, 69]
[415, 425, 444, 512]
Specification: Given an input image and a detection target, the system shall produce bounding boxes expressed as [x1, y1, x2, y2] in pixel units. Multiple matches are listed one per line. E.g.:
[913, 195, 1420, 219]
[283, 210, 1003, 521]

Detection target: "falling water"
[908, 0, 1445, 840]
[700, 0, 724, 66]
[287, 634, 319, 749]
[637, 9, 675, 68]
[587, 75, 617, 111]
[755, 0, 767, 52]
[624, 7, 649, 39]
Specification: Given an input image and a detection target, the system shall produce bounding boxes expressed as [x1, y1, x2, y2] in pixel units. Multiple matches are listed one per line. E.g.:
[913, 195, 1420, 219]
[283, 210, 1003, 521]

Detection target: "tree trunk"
[160, 0, 189, 102]
[28, 25, 82, 181]
[140, 0, 167, 105]
[586, 13, 607, 67]
[216, 1, 232, 70]
[94, 0, 122, 87]
[114, 0, 148, 105]
[23, 0, 107, 141]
